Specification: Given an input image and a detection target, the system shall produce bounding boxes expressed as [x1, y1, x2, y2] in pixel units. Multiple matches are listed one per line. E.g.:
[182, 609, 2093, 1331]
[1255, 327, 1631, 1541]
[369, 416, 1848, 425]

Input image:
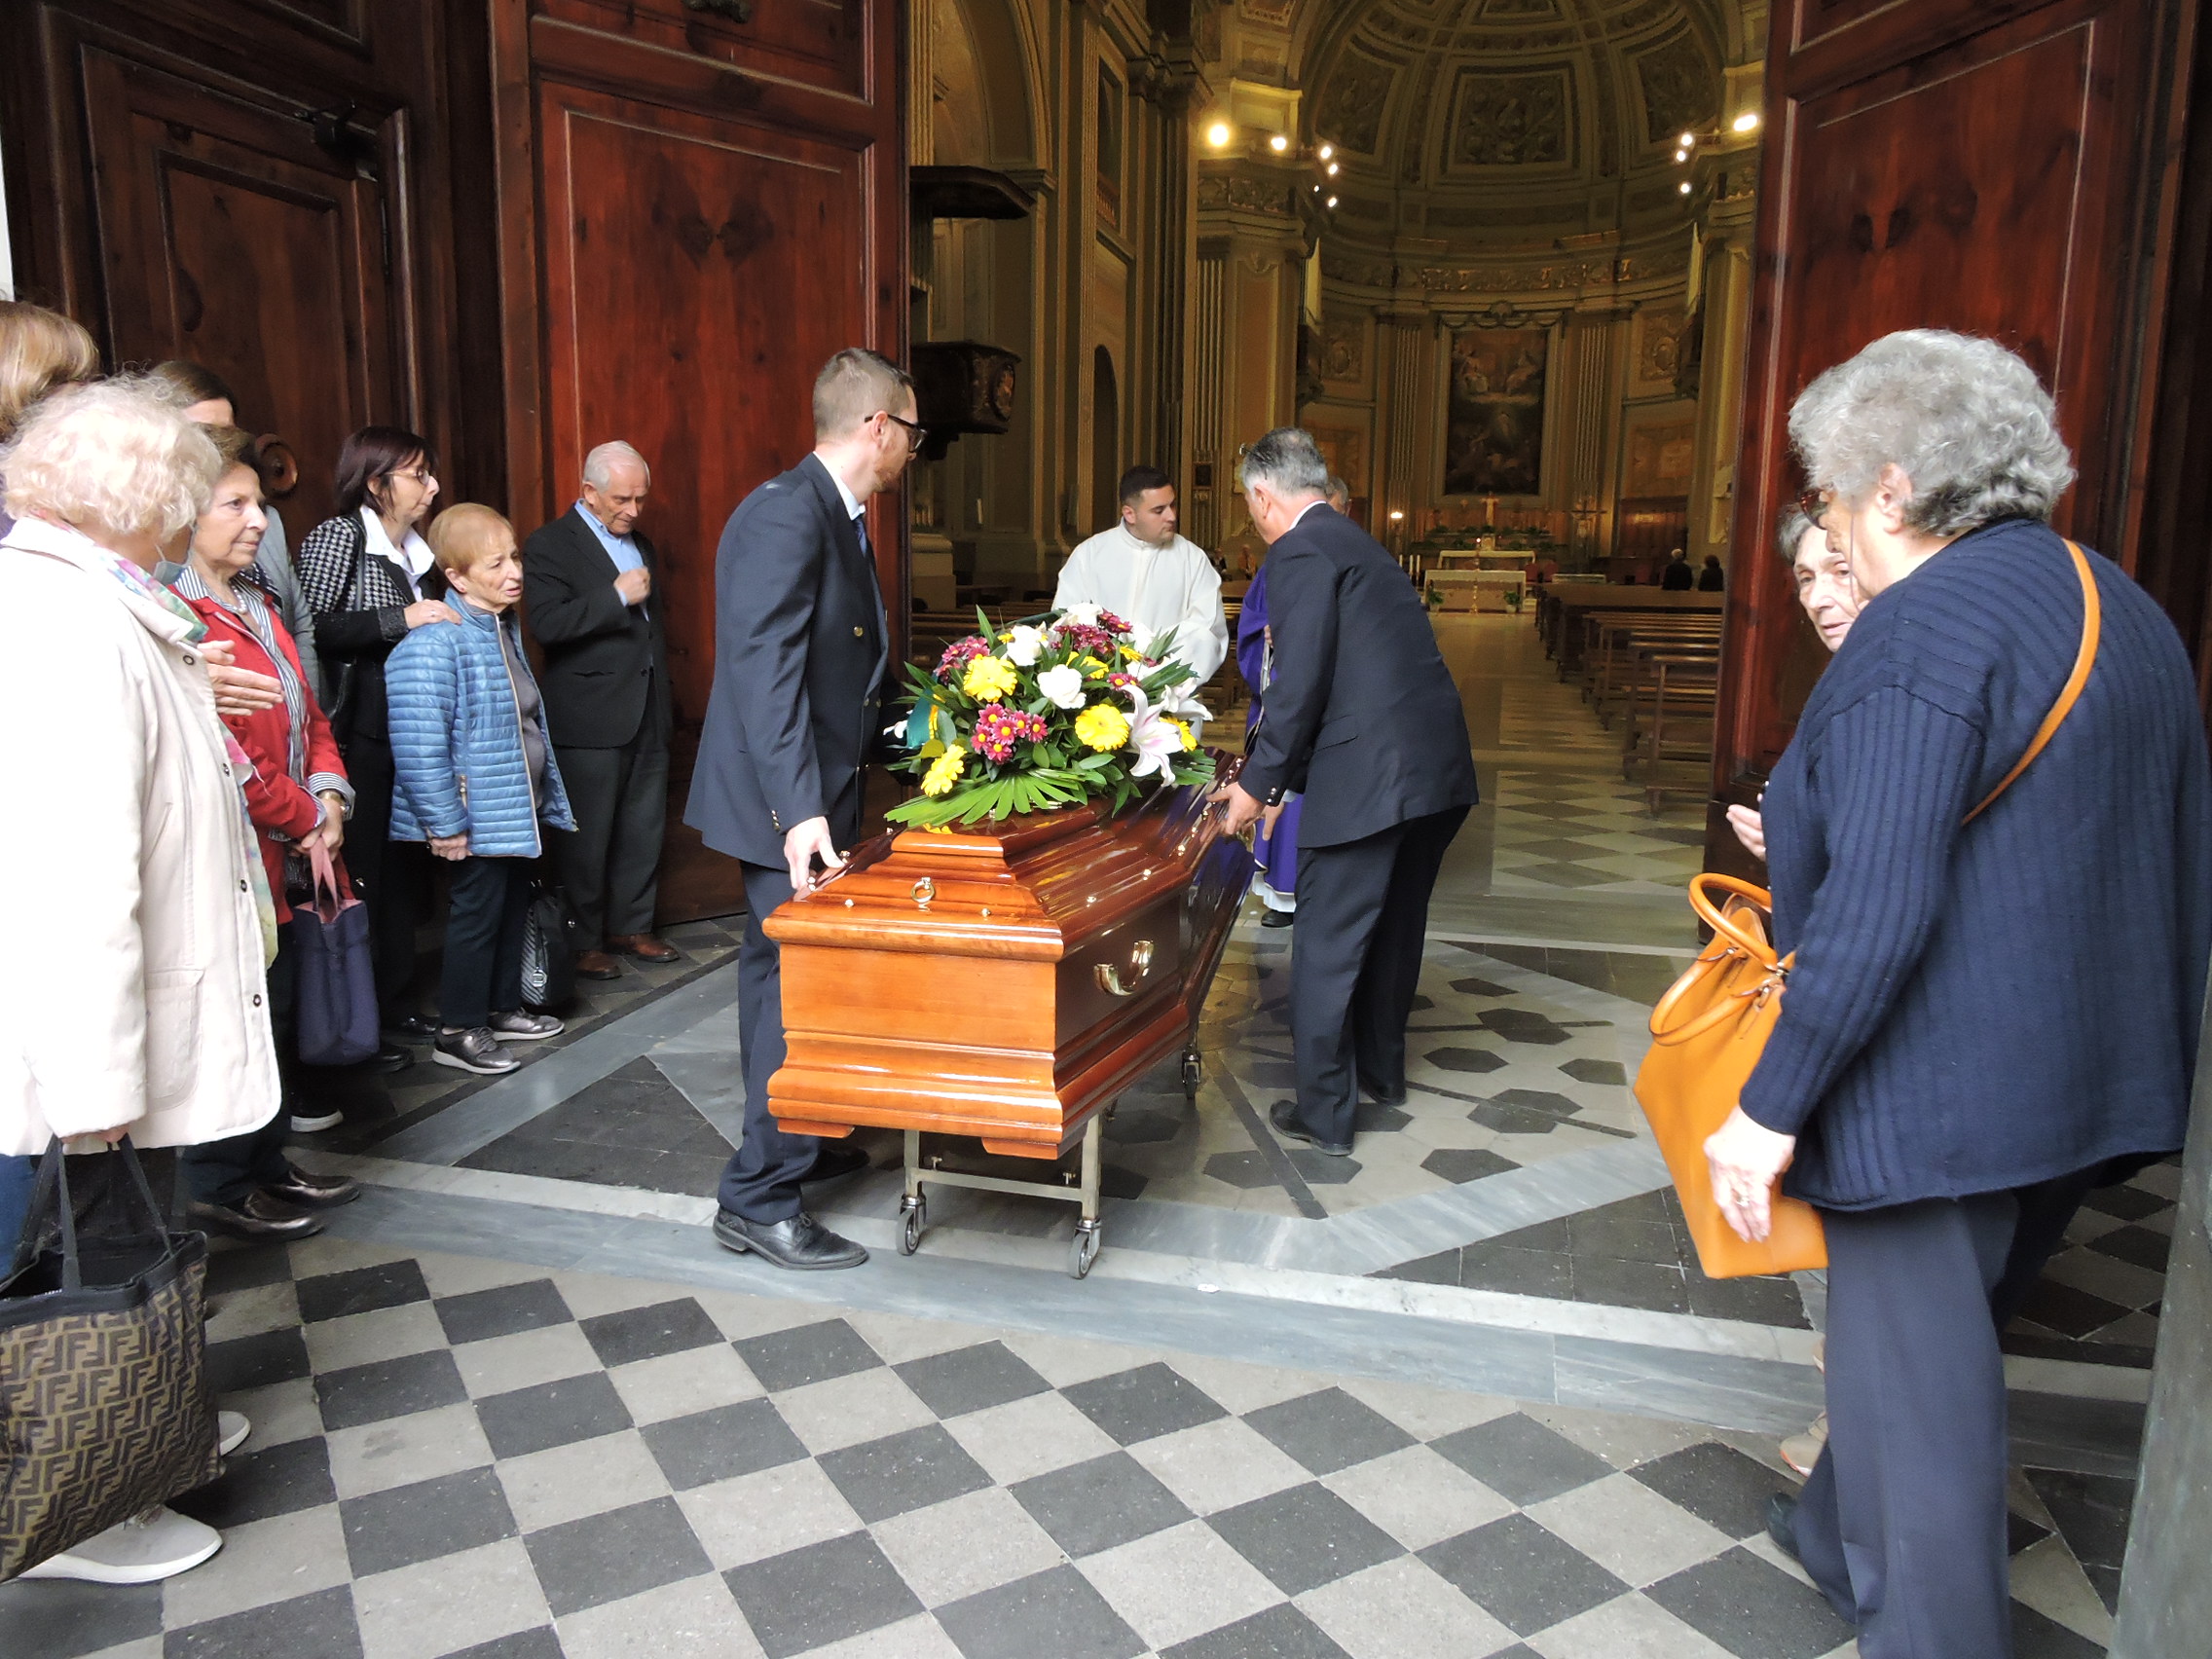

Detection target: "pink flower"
[1053, 622, 1116, 659]
[1098, 610, 1133, 637]
[972, 703, 1049, 764]
[937, 636, 988, 682]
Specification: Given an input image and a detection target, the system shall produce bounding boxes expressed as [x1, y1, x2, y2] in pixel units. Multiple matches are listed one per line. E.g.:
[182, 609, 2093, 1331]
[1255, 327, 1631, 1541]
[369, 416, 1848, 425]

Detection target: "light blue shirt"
[574, 500, 646, 614]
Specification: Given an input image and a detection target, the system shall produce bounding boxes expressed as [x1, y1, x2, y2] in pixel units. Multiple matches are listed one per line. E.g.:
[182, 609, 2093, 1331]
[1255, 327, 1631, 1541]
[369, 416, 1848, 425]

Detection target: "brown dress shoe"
[574, 949, 622, 980]
[609, 934, 681, 963]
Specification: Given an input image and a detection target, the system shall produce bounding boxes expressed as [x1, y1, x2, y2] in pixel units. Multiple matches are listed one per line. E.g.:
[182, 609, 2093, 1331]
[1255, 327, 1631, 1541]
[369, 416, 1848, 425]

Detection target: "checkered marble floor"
[1486, 770, 1708, 897]
[0, 1237, 2122, 1659]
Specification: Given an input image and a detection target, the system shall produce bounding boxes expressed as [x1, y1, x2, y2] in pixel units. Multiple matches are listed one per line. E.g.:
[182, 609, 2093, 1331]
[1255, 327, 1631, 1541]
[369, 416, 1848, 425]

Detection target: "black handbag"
[0, 1142, 221, 1581]
[289, 843, 381, 1067]
[520, 880, 579, 1011]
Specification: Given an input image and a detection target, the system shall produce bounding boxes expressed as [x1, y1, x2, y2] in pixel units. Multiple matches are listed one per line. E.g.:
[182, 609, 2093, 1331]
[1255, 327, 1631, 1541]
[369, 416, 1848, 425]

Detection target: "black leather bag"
[0, 1142, 221, 1581]
[520, 880, 579, 1011]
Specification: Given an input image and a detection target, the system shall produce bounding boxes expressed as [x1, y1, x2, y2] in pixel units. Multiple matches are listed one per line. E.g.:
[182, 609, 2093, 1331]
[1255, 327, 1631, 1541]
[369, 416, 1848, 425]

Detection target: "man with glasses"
[684, 349, 917, 1271]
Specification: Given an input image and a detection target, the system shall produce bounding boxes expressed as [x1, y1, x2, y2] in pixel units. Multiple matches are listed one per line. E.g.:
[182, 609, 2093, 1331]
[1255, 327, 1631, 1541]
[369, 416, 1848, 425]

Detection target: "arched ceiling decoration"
[1291, 0, 1738, 254]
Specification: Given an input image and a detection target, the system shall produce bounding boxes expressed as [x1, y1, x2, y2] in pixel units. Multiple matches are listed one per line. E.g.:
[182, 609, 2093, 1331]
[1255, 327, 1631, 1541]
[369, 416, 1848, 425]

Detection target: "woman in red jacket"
[169, 425, 361, 1238]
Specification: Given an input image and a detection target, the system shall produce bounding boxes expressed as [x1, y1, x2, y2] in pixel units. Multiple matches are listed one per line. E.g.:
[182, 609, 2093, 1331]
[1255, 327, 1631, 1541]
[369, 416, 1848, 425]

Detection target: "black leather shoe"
[1361, 1082, 1408, 1108]
[804, 1141, 871, 1183]
[364, 1042, 412, 1075]
[712, 1210, 868, 1270]
[1269, 1098, 1352, 1157]
[188, 1191, 325, 1242]
[262, 1165, 361, 1210]
[1261, 909, 1294, 929]
[384, 1014, 439, 1045]
[1766, 1493, 1802, 1563]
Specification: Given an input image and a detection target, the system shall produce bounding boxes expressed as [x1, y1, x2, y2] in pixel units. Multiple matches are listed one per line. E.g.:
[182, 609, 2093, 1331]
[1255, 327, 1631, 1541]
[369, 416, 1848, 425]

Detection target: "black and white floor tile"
[0, 1237, 2122, 1659]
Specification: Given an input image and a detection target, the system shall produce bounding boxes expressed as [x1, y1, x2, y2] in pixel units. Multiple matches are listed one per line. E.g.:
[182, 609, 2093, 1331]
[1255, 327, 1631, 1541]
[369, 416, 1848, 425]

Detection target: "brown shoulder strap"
[1962, 538, 2100, 825]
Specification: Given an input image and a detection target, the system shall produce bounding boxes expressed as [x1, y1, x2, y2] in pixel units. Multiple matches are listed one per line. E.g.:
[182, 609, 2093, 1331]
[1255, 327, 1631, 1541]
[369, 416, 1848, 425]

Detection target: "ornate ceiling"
[1285, 0, 1748, 252]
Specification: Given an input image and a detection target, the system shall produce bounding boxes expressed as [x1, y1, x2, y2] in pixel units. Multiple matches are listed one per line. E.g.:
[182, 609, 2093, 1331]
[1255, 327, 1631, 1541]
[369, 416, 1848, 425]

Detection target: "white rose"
[1038, 663, 1087, 709]
[1058, 602, 1101, 628]
[1004, 624, 1045, 667]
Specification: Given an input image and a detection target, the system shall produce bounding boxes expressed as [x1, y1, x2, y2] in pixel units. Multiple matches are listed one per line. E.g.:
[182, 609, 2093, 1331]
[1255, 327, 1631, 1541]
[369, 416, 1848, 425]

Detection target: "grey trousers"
[552, 729, 669, 951]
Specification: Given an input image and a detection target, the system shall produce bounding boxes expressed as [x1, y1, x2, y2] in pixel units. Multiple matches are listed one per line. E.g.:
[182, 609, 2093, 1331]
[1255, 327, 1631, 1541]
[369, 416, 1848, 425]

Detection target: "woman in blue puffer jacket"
[387, 504, 576, 1075]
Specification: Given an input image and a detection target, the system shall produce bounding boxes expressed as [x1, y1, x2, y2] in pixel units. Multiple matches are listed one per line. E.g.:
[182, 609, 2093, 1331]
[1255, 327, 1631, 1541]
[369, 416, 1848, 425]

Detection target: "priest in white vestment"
[1053, 465, 1229, 687]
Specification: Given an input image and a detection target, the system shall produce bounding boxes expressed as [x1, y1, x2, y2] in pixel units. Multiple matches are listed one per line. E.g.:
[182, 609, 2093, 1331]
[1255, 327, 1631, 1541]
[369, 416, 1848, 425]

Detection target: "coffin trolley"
[763, 760, 1256, 1276]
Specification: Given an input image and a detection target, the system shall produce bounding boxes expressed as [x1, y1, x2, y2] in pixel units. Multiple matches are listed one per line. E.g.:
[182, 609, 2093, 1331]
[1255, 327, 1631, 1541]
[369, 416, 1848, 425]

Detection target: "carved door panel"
[498, 0, 906, 925]
[1708, 0, 2191, 870]
[78, 47, 399, 535]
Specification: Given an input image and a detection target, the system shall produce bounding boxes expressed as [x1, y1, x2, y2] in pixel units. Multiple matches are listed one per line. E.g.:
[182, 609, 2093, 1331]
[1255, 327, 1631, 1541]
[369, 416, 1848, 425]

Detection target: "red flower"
[1098, 609, 1133, 637]
[1055, 622, 1116, 659]
[937, 636, 988, 682]
[973, 703, 1048, 763]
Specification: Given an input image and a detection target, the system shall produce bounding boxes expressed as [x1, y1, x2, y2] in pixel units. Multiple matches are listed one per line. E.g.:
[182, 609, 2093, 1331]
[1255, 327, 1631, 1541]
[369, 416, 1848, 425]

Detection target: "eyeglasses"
[390, 467, 436, 485]
[884, 412, 928, 454]
[1796, 487, 1828, 527]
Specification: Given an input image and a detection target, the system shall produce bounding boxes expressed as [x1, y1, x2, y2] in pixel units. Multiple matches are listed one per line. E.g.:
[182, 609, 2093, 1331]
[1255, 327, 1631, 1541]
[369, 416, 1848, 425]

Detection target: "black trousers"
[1793, 1173, 2095, 1658]
[1287, 806, 1467, 1146]
[180, 938, 296, 1205]
[715, 861, 821, 1223]
[553, 723, 669, 951]
[343, 736, 432, 1022]
[441, 857, 532, 1030]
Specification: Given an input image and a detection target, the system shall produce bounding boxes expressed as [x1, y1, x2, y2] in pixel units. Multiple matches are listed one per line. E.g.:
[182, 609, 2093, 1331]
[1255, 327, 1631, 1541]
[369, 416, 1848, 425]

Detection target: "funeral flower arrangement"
[887, 604, 1216, 829]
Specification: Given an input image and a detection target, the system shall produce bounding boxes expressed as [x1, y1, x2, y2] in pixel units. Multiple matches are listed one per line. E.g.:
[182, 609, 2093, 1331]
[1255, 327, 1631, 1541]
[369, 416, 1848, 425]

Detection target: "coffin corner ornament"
[763, 607, 1254, 1276]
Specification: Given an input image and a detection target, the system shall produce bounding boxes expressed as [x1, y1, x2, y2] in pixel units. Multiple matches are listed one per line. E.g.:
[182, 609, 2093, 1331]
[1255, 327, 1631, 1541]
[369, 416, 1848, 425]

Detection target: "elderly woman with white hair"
[0, 377, 284, 1584]
[1704, 330, 2212, 1657]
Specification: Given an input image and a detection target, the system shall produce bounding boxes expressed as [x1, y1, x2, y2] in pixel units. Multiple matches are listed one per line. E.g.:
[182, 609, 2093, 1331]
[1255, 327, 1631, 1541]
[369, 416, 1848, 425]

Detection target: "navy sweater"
[1747, 519, 2212, 1210]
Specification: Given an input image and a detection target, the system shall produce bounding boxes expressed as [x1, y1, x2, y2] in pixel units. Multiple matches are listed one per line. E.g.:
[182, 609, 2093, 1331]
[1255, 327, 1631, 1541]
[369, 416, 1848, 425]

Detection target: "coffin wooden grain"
[764, 770, 1255, 1158]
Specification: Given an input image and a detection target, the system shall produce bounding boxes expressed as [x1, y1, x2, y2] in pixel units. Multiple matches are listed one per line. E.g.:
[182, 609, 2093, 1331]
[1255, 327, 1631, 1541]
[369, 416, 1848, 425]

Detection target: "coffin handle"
[1095, 940, 1155, 997]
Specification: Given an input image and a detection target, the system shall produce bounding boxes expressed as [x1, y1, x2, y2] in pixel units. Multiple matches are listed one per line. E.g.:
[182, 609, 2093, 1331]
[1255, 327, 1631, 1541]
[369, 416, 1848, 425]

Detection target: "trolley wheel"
[1070, 1222, 1101, 1280]
[1180, 1050, 1203, 1099]
[899, 1198, 926, 1257]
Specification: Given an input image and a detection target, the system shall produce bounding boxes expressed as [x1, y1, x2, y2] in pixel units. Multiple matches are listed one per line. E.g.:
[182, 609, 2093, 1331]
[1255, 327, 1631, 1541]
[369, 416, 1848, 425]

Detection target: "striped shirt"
[169, 562, 352, 815]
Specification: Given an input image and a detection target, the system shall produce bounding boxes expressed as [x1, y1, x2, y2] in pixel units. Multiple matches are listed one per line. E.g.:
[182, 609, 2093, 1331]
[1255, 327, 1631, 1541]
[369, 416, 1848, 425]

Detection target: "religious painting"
[1444, 326, 1549, 497]
[1624, 415, 1697, 496]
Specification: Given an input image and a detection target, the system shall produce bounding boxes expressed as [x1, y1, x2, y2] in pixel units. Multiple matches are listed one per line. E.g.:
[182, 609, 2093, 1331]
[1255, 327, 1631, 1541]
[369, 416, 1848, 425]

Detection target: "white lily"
[1123, 685, 1187, 781]
[1055, 602, 1102, 630]
[1004, 624, 1046, 667]
[1037, 663, 1088, 709]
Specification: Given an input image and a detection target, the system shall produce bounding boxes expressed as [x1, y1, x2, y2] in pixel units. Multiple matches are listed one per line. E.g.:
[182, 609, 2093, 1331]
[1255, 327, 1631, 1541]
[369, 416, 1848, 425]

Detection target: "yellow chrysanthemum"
[1172, 719, 1196, 752]
[1074, 703, 1131, 753]
[922, 746, 967, 796]
[962, 655, 1020, 702]
[1119, 645, 1140, 661]
[1082, 656, 1108, 675]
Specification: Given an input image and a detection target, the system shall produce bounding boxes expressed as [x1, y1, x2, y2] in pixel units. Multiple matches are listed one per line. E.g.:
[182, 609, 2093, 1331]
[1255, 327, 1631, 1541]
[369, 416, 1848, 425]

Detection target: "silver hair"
[1788, 330, 2076, 536]
[1324, 473, 1349, 505]
[1775, 506, 1818, 560]
[2, 373, 218, 539]
[582, 440, 649, 489]
[1236, 427, 1329, 497]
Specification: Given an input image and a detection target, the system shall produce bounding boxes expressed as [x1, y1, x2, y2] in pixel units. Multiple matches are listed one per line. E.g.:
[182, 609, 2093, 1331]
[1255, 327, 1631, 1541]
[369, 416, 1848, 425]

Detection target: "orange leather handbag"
[1636, 539, 2101, 1280]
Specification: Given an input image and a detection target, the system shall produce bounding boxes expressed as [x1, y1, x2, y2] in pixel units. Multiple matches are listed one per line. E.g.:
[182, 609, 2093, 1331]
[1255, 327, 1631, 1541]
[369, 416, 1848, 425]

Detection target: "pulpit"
[765, 763, 1255, 1275]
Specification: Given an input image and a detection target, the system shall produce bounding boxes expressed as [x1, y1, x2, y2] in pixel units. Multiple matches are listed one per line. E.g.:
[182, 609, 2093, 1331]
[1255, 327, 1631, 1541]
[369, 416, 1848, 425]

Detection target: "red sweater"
[182, 591, 349, 925]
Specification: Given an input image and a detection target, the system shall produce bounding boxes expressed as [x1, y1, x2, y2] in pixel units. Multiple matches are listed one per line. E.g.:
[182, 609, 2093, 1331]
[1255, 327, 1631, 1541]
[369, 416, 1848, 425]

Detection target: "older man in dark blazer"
[684, 349, 920, 1271]
[523, 441, 678, 979]
[1216, 427, 1479, 1157]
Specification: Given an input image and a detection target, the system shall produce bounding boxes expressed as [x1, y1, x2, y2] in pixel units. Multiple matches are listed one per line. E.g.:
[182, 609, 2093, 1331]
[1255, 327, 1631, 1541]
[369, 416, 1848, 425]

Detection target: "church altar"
[763, 761, 1256, 1276]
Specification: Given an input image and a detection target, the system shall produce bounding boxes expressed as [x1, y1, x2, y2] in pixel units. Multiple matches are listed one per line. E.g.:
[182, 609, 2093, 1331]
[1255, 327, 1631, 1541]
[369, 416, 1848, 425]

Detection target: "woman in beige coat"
[0, 377, 279, 1585]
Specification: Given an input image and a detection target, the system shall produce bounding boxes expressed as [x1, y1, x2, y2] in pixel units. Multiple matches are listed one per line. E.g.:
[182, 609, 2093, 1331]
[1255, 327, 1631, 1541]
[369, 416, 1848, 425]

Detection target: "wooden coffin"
[764, 768, 1256, 1159]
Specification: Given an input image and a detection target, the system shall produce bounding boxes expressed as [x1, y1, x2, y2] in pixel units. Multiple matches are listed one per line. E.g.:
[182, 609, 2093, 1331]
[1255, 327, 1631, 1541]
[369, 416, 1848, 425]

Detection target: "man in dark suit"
[684, 349, 920, 1270]
[1215, 427, 1479, 1157]
[524, 440, 680, 979]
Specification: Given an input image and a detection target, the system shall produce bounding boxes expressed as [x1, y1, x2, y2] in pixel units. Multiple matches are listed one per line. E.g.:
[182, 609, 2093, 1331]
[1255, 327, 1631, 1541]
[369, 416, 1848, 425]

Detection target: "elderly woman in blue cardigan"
[1708, 331, 2212, 1658]
[387, 504, 576, 1077]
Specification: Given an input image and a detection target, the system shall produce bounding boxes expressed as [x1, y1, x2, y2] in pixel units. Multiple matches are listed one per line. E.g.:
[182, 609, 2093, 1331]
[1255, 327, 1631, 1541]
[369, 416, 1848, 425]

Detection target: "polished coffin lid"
[764, 770, 1253, 1157]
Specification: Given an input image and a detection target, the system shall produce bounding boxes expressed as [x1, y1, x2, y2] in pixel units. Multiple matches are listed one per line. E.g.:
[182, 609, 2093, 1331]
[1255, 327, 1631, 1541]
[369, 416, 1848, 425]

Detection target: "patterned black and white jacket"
[295, 509, 447, 749]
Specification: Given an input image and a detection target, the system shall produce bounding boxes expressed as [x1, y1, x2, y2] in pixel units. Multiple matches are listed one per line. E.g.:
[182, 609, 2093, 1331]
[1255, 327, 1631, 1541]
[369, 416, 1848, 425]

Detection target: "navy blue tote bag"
[291, 844, 380, 1067]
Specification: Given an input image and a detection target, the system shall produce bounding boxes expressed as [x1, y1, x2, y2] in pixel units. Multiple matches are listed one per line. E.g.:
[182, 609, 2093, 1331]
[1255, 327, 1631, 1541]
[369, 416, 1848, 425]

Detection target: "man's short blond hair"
[2, 375, 218, 540]
[427, 503, 515, 574]
[812, 349, 914, 443]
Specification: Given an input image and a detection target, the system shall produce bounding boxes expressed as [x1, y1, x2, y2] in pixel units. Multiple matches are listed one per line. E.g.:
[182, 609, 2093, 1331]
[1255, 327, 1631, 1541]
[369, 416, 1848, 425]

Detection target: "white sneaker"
[18, 1506, 222, 1584]
[288, 1109, 343, 1133]
[218, 1411, 251, 1456]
